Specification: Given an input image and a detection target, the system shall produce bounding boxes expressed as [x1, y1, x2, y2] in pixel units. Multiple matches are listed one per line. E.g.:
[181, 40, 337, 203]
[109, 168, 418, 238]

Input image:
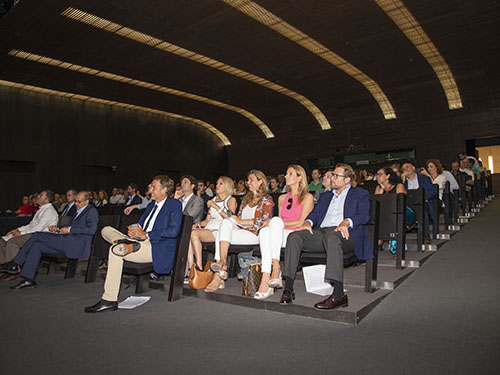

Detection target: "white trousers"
[215, 218, 259, 261]
[258, 217, 293, 273]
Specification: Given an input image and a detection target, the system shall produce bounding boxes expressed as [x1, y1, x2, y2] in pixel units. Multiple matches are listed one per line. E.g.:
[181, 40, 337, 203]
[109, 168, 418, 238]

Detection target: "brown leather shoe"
[279, 289, 295, 305]
[424, 236, 432, 245]
[111, 240, 141, 256]
[313, 294, 348, 311]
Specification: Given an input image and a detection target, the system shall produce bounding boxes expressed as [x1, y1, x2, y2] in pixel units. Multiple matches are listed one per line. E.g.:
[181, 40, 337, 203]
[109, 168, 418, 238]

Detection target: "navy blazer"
[140, 198, 183, 274]
[58, 204, 99, 258]
[307, 187, 373, 260]
[125, 195, 143, 207]
[404, 174, 438, 219]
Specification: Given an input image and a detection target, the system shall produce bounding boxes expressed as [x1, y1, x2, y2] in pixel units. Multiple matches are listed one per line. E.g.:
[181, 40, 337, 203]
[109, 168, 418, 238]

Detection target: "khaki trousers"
[0, 234, 32, 264]
[101, 226, 153, 302]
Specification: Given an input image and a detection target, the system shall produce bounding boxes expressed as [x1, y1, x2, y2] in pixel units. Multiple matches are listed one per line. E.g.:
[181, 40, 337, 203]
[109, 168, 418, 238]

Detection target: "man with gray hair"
[0, 190, 58, 266]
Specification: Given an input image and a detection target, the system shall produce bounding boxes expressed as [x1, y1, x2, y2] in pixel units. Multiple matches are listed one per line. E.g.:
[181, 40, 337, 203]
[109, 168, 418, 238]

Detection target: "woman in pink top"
[255, 165, 314, 299]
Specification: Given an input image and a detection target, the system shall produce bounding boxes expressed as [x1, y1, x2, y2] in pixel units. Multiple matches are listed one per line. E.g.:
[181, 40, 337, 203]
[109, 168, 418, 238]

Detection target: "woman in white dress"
[187, 176, 237, 273]
[421, 159, 447, 201]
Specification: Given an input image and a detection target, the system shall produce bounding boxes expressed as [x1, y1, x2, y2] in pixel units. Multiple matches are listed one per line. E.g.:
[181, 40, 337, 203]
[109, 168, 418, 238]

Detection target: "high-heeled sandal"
[254, 287, 274, 300]
[204, 278, 225, 293]
[268, 272, 282, 289]
[210, 263, 228, 280]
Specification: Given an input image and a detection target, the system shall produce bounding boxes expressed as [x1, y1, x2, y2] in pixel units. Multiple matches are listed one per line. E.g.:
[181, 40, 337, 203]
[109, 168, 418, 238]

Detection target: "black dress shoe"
[84, 300, 118, 313]
[9, 279, 36, 291]
[111, 240, 141, 256]
[314, 294, 348, 311]
[0, 262, 20, 275]
[279, 289, 295, 305]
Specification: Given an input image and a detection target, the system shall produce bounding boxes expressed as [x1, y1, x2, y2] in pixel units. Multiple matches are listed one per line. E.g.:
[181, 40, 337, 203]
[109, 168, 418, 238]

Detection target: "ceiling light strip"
[222, 0, 396, 120]
[0, 79, 231, 146]
[60, 7, 331, 130]
[375, 0, 463, 110]
[8, 49, 271, 139]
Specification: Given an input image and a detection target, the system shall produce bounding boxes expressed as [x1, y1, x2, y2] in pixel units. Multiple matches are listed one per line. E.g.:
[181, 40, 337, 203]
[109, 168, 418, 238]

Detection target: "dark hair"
[426, 159, 443, 175]
[43, 190, 55, 203]
[197, 180, 205, 186]
[378, 167, 401, 186]
[128, 183, 138, 191]
[181, 175, 197, 187]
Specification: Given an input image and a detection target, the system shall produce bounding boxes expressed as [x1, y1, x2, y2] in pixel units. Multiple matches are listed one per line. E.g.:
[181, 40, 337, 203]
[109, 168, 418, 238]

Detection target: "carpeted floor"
[1, 200, 499, 375]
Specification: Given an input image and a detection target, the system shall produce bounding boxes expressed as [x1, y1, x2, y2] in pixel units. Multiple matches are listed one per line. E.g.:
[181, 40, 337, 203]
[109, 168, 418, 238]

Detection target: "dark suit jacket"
[60, 202, 77, 217]
[125, 195, 142, 207]
[61, 204, 99, 258]
[404, 174, 438, 219]
[307, 187, 372, 260]
[140, 198, 183, 274]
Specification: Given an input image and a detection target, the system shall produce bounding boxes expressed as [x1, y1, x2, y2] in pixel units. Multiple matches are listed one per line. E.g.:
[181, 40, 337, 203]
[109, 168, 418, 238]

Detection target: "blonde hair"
[218, 176, 234, 197]
[287, 164, 309, 203]
[336, 163, 356, 185]
[242, 169, 268, 206]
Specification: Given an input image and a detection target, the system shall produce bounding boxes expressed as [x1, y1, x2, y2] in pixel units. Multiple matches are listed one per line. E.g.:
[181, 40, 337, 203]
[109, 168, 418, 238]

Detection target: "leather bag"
[242, 262, 262, 296]
[189, 262, 214, 289]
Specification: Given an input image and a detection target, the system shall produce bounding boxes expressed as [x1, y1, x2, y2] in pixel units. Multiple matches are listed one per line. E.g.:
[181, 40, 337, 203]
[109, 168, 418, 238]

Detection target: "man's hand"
[7, 229, 21, 237]
[128, 224, 147, 239]
[58, 227, 70, 235]
[334, 220, 350, 239]
[124, 206, 133, 215]
[298, 221, 313, 235]
[174, 190, 184, 199]
[48, 226, 59, 233]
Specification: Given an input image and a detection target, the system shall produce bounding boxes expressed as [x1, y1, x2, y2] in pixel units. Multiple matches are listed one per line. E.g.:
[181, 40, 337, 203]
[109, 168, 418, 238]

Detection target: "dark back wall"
[0, 86, 228, 211]
[228, 108, 500, 178]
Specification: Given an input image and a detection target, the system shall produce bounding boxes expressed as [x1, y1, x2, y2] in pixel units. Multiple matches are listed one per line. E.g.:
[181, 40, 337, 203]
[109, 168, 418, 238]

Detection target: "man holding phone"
[85, 175, 183, 313]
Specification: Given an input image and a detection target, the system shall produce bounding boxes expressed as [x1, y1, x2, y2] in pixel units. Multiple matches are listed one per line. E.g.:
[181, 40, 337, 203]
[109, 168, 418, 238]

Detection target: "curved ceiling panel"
[376, 0, 463, 110]
[0, 79, 231, 146]
[8, 49, 270, 139]
[221, 0, 397, 120]
[61, 7, 332, 131]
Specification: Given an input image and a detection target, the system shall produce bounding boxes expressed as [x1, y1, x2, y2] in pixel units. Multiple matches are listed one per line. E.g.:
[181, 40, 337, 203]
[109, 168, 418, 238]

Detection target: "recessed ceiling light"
[376, 0, 463, 110]
[0, 79, 231, 145]
[8, 49, 272, 138]
[61, 7, 332, 130]
[222, 0, 397, 120]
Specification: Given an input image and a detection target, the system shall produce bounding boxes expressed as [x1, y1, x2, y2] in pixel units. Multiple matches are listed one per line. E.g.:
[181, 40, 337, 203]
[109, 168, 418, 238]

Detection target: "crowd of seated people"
[0, 151, 492, 312]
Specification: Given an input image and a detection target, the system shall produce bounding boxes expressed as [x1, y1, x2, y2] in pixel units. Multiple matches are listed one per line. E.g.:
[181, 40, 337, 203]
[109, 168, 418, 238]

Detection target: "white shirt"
[407, 175, 419, 190]
[109, 194, 123, 204]
[442, 170, 459, 191]
[319, 184, 353, 228]
[18, 203, 59, 236]
[144, 198, 166, 232]
[181, 193, 193, 211]
[431, 174, 447, 200]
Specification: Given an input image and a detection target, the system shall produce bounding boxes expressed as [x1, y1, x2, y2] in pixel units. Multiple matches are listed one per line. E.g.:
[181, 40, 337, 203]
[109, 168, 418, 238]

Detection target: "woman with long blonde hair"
[206, 170, 274, 292]
[254, 165, 314, 299]
[187, 176, 237, 273]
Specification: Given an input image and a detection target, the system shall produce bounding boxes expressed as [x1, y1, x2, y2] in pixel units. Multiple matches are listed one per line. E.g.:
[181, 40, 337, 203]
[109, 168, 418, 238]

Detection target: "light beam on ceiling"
[0, 79, 231, 145]
[60, 7, 332, 130]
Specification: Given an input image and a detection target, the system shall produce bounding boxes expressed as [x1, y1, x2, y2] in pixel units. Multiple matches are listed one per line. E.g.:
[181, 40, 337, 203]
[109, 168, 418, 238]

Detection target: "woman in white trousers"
[255, 165, 314, 299]
[205, 169, 274, 292]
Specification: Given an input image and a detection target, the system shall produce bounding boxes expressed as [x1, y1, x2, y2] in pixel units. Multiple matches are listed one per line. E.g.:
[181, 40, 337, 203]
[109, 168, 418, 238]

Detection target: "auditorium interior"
[1, 1, 499, 374]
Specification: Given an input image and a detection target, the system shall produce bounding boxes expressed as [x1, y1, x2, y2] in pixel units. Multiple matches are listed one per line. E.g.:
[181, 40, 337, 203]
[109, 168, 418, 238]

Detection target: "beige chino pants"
[0, 234, 32, 264]
[101, 226, 153, 302]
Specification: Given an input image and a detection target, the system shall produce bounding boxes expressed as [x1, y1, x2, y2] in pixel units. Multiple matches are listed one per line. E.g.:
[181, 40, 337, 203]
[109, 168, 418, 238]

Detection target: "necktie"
[62, 204, 70, 216]
[143, 204, 158, 231]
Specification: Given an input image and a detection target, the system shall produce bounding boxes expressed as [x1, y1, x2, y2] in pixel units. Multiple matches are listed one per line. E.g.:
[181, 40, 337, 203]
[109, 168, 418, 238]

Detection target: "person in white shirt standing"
[0, 190, 59, 264]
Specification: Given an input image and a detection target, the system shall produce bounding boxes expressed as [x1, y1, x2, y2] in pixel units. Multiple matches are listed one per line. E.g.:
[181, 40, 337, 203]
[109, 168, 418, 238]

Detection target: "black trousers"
[283, 227, 354, 283]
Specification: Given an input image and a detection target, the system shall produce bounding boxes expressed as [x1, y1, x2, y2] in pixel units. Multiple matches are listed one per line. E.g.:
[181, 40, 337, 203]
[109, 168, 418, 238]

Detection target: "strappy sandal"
[204, 276, 225, 292]
[210, 263, 228, 280]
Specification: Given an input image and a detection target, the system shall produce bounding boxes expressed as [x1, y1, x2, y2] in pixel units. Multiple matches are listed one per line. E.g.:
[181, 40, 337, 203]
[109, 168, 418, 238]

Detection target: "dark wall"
[228, 108, 500, 177]
[0, 86, 228, 211]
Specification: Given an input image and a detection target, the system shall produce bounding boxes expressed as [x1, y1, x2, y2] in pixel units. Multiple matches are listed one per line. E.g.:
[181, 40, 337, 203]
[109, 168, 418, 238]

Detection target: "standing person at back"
[174, 175, 204, 223]
[308, 169, 323, 192]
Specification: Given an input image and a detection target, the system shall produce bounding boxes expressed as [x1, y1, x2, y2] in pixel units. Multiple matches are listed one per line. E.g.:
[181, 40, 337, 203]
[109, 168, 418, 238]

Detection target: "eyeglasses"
[286, 197, 293, 210]
[331, 173, 347, 179]
[75, 200, 84, 203]
[376, 172, 386, 176]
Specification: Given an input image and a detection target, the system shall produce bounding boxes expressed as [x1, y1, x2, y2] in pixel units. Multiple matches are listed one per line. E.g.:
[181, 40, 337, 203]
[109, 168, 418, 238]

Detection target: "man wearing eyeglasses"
[4, 191, 98, 291]
[0, 191, 59, 271]
[280, 163, 372, 310]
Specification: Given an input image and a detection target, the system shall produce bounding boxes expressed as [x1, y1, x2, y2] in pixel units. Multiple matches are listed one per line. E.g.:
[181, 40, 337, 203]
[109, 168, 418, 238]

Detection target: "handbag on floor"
[189, 262, 214, 289]
[242, 262, 262, 296]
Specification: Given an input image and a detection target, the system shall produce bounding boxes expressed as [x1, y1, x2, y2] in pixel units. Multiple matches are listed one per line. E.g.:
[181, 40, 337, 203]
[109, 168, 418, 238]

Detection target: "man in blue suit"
[280, 163, 372, 310]
[402, 162, 438, 243]
[7, 191, 98, 291]
[85, 175, 182, 313]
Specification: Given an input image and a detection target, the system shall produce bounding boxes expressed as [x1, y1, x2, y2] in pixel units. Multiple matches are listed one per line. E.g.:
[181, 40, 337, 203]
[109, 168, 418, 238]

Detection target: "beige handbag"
[188, 262, 214, 289]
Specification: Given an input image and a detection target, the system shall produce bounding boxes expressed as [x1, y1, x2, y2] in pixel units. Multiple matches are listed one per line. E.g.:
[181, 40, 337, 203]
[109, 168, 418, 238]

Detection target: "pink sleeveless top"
[280, 193, 304, 230]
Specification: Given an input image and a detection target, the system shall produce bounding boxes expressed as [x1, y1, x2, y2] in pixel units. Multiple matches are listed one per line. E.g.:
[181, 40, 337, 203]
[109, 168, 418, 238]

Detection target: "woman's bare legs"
[189, 229, 215, 270]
